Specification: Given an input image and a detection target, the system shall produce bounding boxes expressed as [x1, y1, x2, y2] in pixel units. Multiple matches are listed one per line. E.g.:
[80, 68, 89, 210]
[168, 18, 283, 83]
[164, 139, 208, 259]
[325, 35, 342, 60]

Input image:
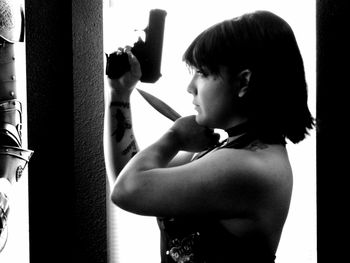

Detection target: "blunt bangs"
[183, 18, 248, 77]
[183, 22, 231, 75]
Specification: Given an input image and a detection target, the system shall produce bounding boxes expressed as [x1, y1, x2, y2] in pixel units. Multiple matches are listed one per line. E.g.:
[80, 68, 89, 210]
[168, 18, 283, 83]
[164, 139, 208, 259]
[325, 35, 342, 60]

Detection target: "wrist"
[107, 78, 134, 99]
[162, 129, 183, 151]
[109, 88, 132, 102]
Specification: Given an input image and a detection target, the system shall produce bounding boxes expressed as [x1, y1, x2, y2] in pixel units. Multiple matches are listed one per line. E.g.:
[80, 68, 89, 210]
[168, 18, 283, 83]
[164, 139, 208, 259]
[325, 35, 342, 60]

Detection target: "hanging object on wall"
[0, 0, 33, 253]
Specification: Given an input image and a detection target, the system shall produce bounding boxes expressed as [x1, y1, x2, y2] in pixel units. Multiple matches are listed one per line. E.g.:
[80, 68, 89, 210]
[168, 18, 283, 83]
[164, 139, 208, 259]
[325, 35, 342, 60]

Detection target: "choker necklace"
[222, 121, 258, 149]
[192, 122, 254, 160]
[225, 121, 251, 137]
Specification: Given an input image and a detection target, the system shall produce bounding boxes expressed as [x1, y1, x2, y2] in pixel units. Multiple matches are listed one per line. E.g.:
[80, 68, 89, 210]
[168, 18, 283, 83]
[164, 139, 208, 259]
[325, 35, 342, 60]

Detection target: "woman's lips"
[192, 101, 199, 111]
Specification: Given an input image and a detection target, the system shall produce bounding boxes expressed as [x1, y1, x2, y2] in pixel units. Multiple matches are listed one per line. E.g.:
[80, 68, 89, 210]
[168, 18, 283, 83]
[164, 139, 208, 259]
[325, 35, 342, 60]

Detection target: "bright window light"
[104, 1, 316, 263]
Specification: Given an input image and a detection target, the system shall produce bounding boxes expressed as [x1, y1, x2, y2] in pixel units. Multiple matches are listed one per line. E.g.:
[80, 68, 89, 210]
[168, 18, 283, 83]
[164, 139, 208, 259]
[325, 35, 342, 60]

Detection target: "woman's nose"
[187, 77, 197, 95]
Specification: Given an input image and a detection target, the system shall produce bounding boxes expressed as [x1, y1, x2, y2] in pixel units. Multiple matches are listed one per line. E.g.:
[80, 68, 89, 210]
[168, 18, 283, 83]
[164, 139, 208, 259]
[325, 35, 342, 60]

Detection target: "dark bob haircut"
[183, 10, 315, 144]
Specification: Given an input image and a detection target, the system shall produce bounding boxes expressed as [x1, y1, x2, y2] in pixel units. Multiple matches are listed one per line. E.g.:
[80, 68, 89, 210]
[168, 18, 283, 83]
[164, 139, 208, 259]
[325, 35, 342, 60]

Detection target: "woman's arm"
[112, 138, 288, 219]
[104, 86, 139, 188]
[104, 48, 141, 189]
[112, 116, 258, 217]
[104, 49, 195, 188]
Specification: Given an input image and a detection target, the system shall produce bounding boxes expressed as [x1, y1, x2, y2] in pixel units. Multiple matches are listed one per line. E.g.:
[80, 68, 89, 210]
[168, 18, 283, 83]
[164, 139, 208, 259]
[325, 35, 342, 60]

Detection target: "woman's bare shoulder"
[208, 142, 293, 188]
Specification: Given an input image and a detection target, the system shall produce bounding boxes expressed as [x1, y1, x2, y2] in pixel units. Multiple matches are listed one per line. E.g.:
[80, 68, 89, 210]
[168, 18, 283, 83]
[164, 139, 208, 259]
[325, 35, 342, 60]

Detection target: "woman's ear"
[237, 69, 252, 98]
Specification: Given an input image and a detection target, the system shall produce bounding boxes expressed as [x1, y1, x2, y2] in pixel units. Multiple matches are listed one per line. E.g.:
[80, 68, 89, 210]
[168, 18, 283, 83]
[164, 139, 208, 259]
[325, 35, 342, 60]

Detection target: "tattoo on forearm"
[130, 135, 138, 157]
[111, 101, 130, 109]
[112, 109, 132, 142]
[122, 139, 137, 156]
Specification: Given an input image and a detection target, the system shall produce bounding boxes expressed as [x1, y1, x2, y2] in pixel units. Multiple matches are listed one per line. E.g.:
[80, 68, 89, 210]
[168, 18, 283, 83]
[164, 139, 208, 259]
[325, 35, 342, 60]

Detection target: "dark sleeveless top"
[157, 122, 284, 263]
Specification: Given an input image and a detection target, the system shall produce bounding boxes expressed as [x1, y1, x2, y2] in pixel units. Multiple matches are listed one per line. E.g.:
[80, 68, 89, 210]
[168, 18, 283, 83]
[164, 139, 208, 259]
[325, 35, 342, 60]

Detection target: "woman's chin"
[195, 114, 207, 126]
[195, 114, 220, 129]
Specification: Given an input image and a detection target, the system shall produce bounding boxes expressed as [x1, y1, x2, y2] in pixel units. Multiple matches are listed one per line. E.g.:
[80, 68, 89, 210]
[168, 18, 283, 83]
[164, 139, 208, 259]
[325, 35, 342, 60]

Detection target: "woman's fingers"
[125, 48, 142, 79]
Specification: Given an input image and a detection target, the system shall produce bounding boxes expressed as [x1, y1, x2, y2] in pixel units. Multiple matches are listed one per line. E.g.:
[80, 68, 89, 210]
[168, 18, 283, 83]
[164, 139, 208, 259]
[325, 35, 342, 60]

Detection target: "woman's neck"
[222, 116, 248, 131]
[224, 120, 250, 137]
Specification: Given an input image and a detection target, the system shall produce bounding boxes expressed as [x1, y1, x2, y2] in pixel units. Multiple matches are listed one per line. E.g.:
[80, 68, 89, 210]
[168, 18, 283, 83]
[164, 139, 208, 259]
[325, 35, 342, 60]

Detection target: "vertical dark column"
[72, 0, 107, 262]
[25, 0, 106, 262]
[317, 0, 349, 262]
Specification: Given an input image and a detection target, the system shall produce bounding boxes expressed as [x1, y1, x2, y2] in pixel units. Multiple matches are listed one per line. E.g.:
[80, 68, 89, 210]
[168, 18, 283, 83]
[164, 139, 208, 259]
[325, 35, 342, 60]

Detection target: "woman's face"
[187, 67, 240, 129]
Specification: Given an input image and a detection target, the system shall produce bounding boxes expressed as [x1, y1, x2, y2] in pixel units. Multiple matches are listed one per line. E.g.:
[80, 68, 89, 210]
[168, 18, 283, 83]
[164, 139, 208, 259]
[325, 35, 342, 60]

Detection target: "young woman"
[104, 10, 314, 263]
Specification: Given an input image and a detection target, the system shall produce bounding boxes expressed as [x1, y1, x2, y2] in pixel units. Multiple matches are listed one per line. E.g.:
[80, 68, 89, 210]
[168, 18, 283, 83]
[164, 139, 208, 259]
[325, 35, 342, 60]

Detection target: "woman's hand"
[170, 115, 220, 152]
[107, 46, 142, 96]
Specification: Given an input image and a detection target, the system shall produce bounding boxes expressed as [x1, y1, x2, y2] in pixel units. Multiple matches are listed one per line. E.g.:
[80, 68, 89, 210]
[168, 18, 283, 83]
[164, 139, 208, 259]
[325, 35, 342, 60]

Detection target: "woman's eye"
[196, 70, 208, 77]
